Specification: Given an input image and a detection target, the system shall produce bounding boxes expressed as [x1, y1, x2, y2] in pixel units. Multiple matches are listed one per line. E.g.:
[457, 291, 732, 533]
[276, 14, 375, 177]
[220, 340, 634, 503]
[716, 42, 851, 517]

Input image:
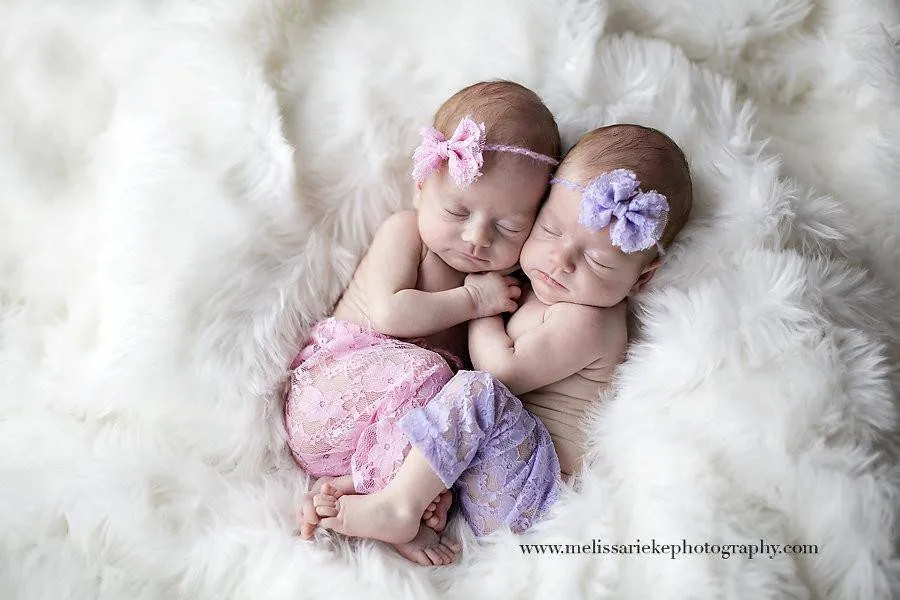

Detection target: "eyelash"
[445, 208, 522, 234]
[585, 254, 610, 269]
[540, 224, 561, 237]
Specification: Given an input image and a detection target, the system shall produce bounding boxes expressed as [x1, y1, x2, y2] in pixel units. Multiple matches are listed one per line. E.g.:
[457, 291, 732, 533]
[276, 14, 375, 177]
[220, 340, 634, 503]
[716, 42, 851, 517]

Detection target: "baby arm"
[469, 304, 612, 395]
[365, 212, 518, 338]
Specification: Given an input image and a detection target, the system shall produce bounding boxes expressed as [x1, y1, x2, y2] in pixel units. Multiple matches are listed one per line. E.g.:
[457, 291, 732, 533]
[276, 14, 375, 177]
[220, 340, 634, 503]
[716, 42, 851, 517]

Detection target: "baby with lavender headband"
[310, 124, 693, 541]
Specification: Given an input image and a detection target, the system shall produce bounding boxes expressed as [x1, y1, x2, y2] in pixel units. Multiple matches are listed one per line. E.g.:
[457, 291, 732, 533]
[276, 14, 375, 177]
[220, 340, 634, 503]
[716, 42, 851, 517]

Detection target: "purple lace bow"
[552, 168, 669, 253]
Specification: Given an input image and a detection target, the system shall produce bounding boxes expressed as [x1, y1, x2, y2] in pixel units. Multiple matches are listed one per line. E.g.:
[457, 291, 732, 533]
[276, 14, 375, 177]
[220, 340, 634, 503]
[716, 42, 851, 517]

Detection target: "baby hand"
[465, 272, 521, 317]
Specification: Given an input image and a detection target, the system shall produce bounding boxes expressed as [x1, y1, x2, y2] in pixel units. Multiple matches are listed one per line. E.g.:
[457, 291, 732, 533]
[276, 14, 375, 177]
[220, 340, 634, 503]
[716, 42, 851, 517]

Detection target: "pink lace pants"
[284, 318, 454, 493]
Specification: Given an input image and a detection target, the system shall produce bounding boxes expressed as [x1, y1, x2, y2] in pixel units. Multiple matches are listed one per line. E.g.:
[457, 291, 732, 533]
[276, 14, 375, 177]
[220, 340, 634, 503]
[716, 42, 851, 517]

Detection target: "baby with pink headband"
[284, 80, 561, 565]
[307, 124, 693, 555]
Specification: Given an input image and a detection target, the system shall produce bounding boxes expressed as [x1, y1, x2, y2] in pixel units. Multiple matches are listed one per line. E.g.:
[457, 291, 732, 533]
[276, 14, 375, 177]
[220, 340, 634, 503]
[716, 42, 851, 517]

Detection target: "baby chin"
[527, 272, 567, 304]
[442, 249, 501, 273]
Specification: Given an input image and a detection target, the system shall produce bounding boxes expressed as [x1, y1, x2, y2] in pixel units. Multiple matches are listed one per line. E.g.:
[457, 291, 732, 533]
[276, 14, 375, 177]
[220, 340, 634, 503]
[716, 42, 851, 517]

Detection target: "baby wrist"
[462, 284, 483, 318]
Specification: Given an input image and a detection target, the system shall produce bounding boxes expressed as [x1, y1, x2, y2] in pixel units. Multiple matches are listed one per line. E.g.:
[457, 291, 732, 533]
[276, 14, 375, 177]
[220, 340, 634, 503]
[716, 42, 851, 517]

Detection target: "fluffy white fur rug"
[2, 0, 899, 598]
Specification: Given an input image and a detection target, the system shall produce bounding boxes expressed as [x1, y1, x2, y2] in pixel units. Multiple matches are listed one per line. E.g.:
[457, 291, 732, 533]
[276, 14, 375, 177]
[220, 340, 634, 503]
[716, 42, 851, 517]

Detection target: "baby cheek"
[517, 238, 538, 267]
[423, 216, 455, 240]
[493, 242, 522, 269]
[587, 272, 614, 296]
[508, 231, 530, 251]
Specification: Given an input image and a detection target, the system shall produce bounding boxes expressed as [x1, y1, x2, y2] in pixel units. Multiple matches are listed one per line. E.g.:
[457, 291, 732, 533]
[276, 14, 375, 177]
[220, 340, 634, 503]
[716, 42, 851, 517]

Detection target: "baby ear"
[412, 181, 423, 208]
[632, 257, 661, 294]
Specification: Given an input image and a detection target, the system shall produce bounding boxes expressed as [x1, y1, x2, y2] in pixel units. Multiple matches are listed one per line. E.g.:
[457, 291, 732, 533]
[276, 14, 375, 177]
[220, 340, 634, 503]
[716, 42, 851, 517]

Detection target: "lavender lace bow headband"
[412, 116, 559, 189]
[551, 168, 669, 255]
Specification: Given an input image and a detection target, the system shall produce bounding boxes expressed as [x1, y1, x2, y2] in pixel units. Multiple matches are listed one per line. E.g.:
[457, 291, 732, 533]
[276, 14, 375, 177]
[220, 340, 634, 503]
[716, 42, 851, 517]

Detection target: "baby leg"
[400, 370, 561, 536]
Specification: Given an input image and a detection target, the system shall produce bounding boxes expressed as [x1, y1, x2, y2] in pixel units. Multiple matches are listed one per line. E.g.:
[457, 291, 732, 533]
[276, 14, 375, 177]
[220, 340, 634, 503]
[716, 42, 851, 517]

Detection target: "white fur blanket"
[2, 1, 899, 598]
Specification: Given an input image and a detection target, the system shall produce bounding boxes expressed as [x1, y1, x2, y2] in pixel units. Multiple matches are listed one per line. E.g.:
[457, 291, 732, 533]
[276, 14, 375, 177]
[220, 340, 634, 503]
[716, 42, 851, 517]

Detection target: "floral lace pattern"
[285, 318, 454, 493]
[399, 370, 560, 536]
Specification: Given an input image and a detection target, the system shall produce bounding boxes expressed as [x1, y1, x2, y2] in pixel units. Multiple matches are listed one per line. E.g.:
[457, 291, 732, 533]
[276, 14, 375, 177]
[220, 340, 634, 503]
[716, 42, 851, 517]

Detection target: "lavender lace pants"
[399, 370, 560, 536]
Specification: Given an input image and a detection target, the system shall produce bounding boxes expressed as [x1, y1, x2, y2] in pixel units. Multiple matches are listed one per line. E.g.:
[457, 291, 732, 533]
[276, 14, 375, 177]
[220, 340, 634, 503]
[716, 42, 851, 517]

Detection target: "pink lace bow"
[412, 116, 558, 189]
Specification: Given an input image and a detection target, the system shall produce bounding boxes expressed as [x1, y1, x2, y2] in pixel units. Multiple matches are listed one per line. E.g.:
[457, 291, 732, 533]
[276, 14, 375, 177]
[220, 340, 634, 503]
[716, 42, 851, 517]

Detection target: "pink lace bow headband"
[412, 116, 559, 189]
[551, 168, 669, 255]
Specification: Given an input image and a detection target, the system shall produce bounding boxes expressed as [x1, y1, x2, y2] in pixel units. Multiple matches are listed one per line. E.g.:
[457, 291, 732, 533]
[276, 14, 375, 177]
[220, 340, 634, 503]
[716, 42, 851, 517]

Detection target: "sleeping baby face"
[414, 157, 549, 273]
[518, 179, 659, 308]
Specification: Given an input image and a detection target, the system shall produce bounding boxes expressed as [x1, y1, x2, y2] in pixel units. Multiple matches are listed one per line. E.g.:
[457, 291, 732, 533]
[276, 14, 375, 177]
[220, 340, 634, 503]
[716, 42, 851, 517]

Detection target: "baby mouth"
[536, 270, 566, 289]
[458, 250, 489, 263]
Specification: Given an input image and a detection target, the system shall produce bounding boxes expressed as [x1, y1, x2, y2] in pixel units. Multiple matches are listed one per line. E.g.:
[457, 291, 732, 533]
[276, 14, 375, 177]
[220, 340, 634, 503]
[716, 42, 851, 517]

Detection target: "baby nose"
[550, 245, 575, 273]
[462, 222, 492, 248]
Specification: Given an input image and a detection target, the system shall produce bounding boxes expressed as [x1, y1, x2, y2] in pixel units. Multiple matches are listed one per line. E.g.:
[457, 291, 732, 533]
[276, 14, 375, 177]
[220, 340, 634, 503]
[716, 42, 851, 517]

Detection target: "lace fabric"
[399, 370, 560, 536]
[284, 318, 455, 493]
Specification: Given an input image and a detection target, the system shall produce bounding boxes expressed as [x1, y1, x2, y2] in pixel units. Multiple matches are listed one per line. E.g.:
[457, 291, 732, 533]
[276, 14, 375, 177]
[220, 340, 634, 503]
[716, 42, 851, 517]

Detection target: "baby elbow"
[484, 361, 518, 391]
[368, 301, 400, 336]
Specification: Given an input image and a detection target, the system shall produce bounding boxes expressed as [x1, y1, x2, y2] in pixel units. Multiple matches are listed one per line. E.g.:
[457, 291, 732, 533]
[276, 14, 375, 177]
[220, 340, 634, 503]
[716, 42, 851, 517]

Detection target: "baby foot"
[422, 489, 453, 532]
[315, 482, 421, 544]
[298, 490, 319, 540]
[298, 476, 355, 539]
[391, 524, 462, 566]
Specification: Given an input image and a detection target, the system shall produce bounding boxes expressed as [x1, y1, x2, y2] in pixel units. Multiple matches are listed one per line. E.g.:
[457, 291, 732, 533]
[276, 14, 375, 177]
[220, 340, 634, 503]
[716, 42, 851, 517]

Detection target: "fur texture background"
[1, 0, 899, 598]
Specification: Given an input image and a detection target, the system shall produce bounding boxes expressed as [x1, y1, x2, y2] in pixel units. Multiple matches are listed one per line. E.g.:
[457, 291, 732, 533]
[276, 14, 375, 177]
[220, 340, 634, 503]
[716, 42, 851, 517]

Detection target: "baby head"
[412, 81, 561, 273]
[520, 124, 692, 307]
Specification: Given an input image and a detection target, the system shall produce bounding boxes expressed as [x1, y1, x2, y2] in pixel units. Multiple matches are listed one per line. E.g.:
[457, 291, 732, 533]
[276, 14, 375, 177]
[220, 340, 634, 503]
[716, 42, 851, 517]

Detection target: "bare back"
[505, 286, 627, 475]
[333, 211, 468, 360]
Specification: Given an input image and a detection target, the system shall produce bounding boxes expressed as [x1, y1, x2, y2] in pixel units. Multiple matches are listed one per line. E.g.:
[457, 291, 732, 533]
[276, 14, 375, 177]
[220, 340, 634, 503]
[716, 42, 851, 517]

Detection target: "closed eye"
[497, 222, 525, 234]
[540, 224, 561, 236]
[444, 208, 468, 218]
[585, 253, 613, 269]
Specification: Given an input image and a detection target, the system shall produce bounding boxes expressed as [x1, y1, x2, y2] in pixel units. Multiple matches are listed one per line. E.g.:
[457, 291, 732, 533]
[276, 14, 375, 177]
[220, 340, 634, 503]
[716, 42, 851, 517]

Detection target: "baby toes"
[313, 493, 338, 518]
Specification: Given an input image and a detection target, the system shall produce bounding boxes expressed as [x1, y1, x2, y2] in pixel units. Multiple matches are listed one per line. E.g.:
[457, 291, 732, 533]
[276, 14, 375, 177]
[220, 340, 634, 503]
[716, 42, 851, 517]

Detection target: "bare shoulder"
[545, 301, 628, 359]
[370, 210, 423, 259]
[376, 210, 419, 239]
